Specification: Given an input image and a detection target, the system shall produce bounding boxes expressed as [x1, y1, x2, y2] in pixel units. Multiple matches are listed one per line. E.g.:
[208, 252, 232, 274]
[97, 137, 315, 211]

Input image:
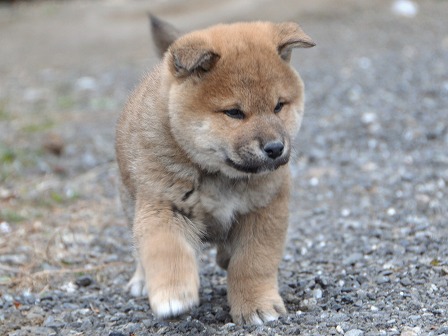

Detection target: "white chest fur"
[199, 184, 247, 226]
[198, 174, 281, 227]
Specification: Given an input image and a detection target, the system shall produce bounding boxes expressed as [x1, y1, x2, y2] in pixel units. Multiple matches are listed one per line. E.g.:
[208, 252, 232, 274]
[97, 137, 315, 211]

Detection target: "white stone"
[392, 0, 418, 18]
[0, 221, 11, 233]
[76, 76, 98, 91]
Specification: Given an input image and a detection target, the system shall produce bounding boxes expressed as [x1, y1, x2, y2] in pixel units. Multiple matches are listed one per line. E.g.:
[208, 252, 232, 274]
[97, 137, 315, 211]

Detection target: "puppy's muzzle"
[226, 140, 289, 174]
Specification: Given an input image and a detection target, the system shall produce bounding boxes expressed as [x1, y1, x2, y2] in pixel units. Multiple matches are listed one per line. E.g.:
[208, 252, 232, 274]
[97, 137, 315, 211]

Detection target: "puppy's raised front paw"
[150, 285, 199, 318]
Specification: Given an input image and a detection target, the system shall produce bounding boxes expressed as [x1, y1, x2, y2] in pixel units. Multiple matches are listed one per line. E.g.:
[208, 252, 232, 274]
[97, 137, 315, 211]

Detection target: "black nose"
[263, 141, 284, 159]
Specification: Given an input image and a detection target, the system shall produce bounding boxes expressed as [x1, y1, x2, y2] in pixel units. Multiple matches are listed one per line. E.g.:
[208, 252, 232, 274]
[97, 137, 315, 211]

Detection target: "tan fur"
[115, 17, 314, 324]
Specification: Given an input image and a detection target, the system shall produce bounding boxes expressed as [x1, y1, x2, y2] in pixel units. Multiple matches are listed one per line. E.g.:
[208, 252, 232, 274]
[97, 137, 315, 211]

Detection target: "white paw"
[230, 299, 286, 325]
[250, 313, 264, 325]
[262, 314, 278, 322]
[125, 278, 147, 297]
[245, 311, 279, 325]
[150, 289, 199, 318]
[125, 266, 147, 297]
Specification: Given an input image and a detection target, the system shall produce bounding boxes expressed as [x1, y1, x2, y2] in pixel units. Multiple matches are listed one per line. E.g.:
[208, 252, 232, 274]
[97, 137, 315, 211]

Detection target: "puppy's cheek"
[187, 133, 235, 173]
[191, 127, 236, 162]
[288, 108, 304, 136]
[169, 118, 222, 167]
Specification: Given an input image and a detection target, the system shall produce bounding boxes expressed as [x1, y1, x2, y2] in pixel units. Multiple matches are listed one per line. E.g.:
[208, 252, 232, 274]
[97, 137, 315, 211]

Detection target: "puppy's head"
[153, 18, 315, 178]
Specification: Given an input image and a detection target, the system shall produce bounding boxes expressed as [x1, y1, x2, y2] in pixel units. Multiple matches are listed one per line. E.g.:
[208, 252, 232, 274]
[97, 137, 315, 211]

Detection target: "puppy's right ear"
[149, 14, 181, 58]
[168, 38, 220, 78]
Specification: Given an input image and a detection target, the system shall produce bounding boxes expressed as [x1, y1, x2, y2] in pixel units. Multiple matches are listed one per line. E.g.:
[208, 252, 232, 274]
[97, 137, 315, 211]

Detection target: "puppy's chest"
[195, 182, 247, 240]
[199, 184, 246, 226]
[172, 175, 280, 240]
[175, 179, 245, 223]
[191, 176, 276, 240]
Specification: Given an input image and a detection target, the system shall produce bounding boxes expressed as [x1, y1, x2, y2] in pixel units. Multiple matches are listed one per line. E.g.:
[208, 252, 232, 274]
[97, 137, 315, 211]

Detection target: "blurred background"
[0, 0, 447, 334]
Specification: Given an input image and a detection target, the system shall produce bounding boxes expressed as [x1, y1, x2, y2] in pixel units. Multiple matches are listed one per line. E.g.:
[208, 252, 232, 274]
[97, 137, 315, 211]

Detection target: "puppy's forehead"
[202, 23, 290, 78]
[177, 22, 301, 105]
[198, 22, 278, 53]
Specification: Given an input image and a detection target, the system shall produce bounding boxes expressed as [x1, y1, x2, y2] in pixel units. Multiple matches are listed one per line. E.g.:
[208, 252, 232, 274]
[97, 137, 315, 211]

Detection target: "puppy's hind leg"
[125, 256, 147, 297]
[216, 243, 231, 270]
[118, 182, 148, 296]
[118, 181, 135, 229]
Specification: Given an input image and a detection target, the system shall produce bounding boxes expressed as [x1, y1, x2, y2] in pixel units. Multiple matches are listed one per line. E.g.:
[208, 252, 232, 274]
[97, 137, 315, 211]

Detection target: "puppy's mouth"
[225, 156, 289, 174]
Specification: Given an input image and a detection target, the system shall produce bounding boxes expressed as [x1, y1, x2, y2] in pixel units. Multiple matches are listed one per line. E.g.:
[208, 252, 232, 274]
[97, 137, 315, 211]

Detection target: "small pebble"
[344, 252, 363, 265]
[43, 316, 65, 329]
[22, 327, 57, 336]
[331, 313, 349, 323]
[400, 326, 421, 336]
[400, 277, 412, 286]
[76, 76, 98, 91]
[0, 221, 11, 233]
[345, 329, 364, 336]
[75, 275, 93, 287]
[26, 306, 45, 321]
[43, 133, 65, 156]
[223, 323, 236, 329]
[387, 208, 397, 216]
[341, 208, 351, 217]
[309, 177, 319, 186]
[392, 0, 418, 17]
[357, 57, 372, 70]
[80, 318, 94, 331]
[408, 315, 421, 321]
[214, 309, 228, 323]
[361, 112, 377, 125]
[375, 276, 390, 284]
[61, 282, 77, 293]
[315, 276, 330, 288]
[313, 288, 323, 299]
[341, 295, 354, 304]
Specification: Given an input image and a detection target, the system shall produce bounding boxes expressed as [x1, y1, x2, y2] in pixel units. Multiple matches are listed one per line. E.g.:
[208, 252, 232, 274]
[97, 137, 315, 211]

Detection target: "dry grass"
[0, 162, 132, 292]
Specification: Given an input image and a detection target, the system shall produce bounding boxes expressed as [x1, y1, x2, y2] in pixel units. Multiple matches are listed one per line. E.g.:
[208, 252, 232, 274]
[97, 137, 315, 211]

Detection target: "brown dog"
[115, 16, 314, 324]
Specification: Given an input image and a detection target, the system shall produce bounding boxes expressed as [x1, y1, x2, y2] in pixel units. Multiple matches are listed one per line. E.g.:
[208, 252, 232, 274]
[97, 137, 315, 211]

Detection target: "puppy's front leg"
[134, 200, 200, 318]
[226, 189, 289, 325]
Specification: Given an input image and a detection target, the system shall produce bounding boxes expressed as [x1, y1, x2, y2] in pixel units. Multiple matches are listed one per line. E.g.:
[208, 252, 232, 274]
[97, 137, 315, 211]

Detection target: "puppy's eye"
[224, 109, 245, 120]
[274, 101, 285, 113]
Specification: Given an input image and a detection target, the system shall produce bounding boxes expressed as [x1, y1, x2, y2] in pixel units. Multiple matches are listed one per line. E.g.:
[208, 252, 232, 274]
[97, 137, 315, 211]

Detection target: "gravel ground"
[1, 0, 447, 335]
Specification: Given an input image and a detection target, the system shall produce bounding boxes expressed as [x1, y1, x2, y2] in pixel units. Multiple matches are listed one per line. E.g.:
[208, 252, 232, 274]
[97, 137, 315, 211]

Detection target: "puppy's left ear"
[275, 22, 315, 62]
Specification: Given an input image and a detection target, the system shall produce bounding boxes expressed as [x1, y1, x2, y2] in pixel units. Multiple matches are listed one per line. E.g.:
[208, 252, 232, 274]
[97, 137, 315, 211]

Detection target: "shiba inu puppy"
[115, 15, 314, 324]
